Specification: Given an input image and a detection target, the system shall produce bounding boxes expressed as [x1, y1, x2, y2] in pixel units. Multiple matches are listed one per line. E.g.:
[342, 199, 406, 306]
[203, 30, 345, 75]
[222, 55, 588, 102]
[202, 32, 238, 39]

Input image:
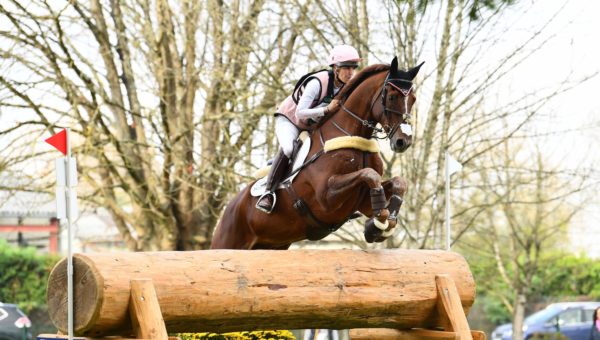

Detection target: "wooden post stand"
[39, 279, 173, 340]
[129, 279, 168, 340]
[349, 275, 486, 340]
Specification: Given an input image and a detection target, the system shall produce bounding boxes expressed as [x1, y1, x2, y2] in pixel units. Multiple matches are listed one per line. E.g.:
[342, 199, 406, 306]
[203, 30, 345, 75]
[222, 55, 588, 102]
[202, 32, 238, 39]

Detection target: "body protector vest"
[276, 70, 334, 130]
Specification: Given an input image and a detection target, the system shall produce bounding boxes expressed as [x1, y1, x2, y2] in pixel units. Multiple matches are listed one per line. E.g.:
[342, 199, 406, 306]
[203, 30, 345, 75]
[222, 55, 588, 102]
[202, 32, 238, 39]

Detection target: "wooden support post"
[349, 328, 458, 339]
[435, 275, 474, 340]
[349, 274, 485, 340]
[349, 329, 485, 340]
[470, 331, 486, 340]
[129, 279, 168, 340]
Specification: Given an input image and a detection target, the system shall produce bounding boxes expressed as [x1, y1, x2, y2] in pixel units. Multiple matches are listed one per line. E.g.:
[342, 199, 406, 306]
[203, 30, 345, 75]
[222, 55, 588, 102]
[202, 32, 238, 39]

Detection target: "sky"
[483, 0, 600, 256]
[498, 0, 600, 154]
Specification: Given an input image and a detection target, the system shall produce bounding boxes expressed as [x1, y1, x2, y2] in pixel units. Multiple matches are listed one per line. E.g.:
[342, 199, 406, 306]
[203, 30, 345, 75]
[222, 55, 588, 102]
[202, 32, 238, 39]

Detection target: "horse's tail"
[210, 185, 255, 249]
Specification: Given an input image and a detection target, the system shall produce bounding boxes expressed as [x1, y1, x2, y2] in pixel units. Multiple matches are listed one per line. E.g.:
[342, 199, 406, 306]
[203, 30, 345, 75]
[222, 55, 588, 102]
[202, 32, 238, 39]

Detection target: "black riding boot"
[256, 149, 290, 213]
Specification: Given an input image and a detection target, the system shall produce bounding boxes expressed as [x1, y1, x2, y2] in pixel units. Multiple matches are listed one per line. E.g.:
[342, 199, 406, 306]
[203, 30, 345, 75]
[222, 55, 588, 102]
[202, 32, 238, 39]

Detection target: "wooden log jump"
[47, 249, 477, 338]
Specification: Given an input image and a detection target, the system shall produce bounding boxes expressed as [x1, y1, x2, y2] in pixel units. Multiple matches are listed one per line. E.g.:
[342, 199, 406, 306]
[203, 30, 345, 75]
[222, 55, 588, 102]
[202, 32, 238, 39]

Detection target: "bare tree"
[456, 138, 589, 339]
[0, 0, 595, 254]
[372, 0, 592, 249]
[0, 0, 302, 250]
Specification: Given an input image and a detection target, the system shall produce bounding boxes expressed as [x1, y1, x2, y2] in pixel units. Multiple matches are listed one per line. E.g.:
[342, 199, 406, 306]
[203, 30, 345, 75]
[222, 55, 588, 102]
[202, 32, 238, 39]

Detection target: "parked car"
[491, 301, 600, 340]
[0, 302, 32, 340]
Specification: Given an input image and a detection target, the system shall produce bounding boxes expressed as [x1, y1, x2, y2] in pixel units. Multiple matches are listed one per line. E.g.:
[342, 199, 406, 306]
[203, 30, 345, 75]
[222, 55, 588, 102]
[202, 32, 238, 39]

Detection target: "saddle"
[250, 133, 311, 197]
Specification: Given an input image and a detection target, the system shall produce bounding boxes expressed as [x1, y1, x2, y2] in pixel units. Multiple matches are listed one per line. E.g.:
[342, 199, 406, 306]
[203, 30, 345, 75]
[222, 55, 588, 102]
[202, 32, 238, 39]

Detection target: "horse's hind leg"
[211, 219, 257, 249]
[210, 192, 257, 250]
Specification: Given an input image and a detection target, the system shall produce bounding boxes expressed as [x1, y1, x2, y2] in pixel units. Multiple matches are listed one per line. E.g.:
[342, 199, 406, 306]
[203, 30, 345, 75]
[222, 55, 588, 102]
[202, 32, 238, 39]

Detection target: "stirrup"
[256, 192, 277, 214]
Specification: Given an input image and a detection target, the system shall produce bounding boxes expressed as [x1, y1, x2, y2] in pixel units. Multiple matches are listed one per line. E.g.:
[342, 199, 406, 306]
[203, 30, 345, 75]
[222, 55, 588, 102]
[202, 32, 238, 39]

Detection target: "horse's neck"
[319, 75, 382, 140]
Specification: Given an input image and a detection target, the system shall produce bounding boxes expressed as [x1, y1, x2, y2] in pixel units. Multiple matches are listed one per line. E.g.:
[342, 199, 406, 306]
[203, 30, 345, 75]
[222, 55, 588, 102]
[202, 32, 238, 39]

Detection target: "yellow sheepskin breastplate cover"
[324, 136, 379, 153]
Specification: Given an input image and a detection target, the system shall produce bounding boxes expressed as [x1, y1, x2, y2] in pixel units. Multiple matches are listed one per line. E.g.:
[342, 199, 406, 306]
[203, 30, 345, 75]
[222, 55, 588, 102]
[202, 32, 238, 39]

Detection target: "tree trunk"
[512, 292, 527, 340]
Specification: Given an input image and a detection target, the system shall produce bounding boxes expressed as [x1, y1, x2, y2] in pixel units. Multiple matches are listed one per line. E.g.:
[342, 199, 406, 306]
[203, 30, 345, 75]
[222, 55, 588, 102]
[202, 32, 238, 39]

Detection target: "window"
[583, 308, 596, 322]
[558, 309, 582, 326]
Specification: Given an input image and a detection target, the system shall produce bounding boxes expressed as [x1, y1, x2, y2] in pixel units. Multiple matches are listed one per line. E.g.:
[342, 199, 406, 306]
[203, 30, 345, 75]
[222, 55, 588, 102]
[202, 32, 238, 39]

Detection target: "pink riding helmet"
[327, 45, 361, 67]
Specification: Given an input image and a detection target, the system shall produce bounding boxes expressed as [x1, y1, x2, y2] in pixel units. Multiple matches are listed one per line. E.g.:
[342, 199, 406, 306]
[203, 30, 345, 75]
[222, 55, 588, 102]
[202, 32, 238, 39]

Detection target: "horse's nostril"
[395, 139, 405, 149]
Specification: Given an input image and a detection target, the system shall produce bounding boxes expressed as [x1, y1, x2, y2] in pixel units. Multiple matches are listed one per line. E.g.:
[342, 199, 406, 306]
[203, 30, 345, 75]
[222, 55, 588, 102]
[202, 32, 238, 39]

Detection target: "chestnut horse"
[211, 57, 423, 250]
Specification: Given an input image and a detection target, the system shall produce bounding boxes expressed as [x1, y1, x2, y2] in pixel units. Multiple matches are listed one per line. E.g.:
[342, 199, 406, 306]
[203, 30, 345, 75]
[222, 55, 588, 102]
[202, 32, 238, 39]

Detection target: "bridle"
[338, 71, 414, 140]
[298, 70, 416, 181]
[381, 74, 414, 121]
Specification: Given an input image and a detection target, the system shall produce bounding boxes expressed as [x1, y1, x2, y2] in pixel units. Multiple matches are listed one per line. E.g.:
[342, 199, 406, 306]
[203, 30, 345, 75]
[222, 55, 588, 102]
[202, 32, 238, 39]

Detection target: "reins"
[335, 71, 414, 141]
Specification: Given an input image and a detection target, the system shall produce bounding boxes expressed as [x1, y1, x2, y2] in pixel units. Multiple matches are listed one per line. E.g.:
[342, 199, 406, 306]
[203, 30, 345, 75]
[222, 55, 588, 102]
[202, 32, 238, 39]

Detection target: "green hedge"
[0, 239, 59, 312]
[0, 239, 60, 335]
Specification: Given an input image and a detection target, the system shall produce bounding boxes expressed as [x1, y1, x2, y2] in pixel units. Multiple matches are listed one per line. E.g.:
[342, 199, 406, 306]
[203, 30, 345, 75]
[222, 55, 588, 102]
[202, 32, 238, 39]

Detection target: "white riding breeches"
[275, 116, 300, 157]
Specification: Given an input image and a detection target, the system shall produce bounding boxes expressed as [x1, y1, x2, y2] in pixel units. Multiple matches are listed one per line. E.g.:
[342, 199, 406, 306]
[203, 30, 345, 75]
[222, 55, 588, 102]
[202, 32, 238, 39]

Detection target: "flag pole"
[66, 128, 73, 340]
[445, 150, 451, 251]
[45, 128, 74, 339]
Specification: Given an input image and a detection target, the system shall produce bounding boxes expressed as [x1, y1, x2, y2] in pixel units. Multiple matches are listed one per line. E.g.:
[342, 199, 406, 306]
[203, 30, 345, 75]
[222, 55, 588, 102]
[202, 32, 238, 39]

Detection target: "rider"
[256, 44, 361, 213]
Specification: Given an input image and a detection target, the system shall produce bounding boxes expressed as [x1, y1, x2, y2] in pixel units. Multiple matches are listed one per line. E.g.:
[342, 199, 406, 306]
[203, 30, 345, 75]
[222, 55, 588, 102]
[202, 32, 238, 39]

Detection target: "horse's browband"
[324, 136, 379, 153]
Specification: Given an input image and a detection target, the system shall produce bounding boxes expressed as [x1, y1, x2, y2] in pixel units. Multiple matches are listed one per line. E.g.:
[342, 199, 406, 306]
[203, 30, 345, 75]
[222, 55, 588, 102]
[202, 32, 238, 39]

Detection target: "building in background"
[0, 211, 59, 252]
[0, 191, 124, 253]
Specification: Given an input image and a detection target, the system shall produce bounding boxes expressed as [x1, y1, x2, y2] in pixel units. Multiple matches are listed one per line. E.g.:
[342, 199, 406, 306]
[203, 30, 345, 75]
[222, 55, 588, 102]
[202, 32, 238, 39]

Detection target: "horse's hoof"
[364, 218, 383, 243]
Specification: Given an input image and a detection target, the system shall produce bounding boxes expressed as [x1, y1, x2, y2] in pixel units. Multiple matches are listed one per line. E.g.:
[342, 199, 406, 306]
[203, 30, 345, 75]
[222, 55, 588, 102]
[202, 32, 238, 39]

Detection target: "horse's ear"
[407, 61, 425, 80]
[390, 57, 399, 74]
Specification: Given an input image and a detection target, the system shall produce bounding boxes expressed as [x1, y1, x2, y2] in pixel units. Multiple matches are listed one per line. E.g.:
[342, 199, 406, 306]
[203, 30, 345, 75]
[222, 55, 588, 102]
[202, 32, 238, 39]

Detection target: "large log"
[47, 249, 476, 336]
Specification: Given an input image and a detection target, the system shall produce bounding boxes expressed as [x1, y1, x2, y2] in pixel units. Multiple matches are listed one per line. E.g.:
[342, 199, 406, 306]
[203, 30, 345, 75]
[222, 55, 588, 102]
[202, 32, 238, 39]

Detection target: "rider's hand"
[325, 99, 340, 115]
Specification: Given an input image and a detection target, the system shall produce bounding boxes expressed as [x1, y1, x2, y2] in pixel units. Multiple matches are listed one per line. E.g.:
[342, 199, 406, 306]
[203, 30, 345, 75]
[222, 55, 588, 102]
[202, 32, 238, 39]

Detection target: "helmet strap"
[333, 67, 345, 87]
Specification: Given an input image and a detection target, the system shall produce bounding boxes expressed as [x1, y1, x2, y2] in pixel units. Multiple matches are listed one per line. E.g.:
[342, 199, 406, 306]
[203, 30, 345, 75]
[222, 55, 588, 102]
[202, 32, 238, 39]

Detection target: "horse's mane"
[337, 64, 390, 100]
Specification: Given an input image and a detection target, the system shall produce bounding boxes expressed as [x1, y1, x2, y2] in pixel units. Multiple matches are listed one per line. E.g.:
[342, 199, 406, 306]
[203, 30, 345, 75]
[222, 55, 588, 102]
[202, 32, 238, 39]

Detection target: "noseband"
[340, 72, 414, 140]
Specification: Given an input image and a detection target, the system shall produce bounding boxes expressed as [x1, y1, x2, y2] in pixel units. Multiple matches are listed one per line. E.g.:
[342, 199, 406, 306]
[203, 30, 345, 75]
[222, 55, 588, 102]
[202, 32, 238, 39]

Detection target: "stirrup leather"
[256, 191, 277, 214]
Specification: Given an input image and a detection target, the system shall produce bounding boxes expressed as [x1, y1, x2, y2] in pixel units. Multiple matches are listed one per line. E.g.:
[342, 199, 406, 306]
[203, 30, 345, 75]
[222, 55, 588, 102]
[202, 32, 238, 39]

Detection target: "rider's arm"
[295, 78, 327, 120]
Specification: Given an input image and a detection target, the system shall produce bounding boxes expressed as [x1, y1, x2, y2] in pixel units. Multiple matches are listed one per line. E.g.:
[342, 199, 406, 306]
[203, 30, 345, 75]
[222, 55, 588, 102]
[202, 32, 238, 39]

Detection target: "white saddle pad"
[250, 137, 312, 197]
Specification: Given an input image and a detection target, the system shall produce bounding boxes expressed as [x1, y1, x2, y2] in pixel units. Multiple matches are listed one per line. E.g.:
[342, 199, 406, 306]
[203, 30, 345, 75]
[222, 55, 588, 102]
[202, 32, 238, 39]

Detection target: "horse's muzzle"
[391, 137, 412, 153]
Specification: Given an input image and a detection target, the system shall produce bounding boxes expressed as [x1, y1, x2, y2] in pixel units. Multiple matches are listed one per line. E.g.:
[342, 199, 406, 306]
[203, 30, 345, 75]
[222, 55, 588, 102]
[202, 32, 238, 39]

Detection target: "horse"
[210, 57, 423, 250]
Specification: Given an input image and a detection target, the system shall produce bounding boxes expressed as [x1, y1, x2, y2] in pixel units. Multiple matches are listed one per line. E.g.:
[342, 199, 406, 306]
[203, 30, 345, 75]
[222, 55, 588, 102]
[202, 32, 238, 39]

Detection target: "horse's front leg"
[382, 176, 408, 224]
[358, 176, 408, 243]
[324, 168, 390, 226]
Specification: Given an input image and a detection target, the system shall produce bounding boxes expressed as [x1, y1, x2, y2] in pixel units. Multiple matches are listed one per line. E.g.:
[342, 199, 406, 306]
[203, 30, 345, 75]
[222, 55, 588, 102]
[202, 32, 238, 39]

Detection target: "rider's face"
[335, 66, 356, 84]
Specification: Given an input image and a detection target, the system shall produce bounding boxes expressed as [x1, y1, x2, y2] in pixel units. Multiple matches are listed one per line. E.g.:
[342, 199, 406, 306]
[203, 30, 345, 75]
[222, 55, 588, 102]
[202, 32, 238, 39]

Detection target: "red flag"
[45, 129, 67, 155]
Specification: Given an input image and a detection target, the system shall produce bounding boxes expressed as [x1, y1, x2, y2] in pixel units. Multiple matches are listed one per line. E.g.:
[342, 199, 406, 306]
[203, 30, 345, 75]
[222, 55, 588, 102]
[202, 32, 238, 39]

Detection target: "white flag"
[447, 153, 463, 176]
